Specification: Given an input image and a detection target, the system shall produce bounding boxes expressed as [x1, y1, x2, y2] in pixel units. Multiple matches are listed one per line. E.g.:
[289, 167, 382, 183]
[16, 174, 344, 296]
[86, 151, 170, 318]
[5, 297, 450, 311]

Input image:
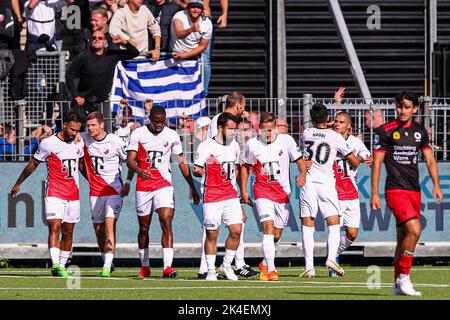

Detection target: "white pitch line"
[0, 285, 401, 290]
[0, 275, 448, 287]
[1, 267, 450, 274]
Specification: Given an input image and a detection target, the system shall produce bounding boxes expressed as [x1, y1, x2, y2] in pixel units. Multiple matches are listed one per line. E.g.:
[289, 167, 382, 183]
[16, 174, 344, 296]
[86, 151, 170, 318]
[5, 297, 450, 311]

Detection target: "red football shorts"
[385, 189, 421, 225]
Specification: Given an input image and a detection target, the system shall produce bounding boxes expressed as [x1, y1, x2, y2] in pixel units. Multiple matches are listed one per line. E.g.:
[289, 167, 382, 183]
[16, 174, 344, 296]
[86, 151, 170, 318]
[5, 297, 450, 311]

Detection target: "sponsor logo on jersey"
[414, 132, 422, 142]
[393, 131, 400, 140]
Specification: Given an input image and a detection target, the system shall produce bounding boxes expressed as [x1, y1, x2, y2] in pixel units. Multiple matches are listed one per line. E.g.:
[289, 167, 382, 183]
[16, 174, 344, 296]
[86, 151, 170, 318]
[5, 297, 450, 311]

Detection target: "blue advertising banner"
[0, 163, 449, 244]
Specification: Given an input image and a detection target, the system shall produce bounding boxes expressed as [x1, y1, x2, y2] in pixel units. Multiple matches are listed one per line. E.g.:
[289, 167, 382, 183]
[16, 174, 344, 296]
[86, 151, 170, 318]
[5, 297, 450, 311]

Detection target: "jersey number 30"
[304, 141, 331, 164]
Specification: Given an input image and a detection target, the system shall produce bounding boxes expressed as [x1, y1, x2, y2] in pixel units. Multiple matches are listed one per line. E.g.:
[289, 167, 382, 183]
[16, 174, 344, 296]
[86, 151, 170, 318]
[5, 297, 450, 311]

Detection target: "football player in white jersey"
[240, 112, 307, 281]
[330, 111, 372, 276]
[193, 112, 244, 281]
[11, 110, 85, 277]
[198, 91, 259, 279]
[81, 112, 135, 277]
[299, 103, 361, 278]
[127, 106, 200, 278]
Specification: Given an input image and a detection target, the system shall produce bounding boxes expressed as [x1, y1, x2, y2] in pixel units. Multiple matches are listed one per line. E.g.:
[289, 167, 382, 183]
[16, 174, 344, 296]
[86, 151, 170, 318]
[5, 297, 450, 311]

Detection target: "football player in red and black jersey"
[371, 92, 443, 296]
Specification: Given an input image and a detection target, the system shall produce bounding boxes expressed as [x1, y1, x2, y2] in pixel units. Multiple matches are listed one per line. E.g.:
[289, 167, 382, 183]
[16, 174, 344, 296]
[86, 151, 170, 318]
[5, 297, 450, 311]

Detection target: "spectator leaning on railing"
[170, 0, 212, 61]
[109, 0, 162, 60]
[0, 123, 51, 161]
[66, 30, 140, 131]
[146, 0, 182, 52]
[24, 0, 75, 58]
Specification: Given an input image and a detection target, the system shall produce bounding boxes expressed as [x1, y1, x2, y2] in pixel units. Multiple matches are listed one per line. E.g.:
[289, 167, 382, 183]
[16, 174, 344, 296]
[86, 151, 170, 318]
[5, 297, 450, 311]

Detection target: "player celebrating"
[240, 112, 307, 281]
[371, 92, 443, 296]
[81, 112, 134, 277]
[127, 106, 199, 278]
[198, 91, 258, 279]
[11, 110, 85, 277]
[330, 111, 372, 276]
[299, 103, 360, 278]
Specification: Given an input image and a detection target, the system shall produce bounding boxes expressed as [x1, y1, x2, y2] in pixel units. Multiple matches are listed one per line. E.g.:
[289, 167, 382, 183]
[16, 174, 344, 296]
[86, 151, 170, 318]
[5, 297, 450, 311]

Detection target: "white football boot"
[220, 264, 239, 281]
[326, 259, 345, 277]
[205, 270, 218, 281]
[391, 275, 422, 296]
[299, 268, 316, 278]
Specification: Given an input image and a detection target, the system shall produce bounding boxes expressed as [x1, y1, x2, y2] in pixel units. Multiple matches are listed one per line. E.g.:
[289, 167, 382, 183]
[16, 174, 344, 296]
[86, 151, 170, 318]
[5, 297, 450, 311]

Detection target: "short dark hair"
[86, 111, 104, 123]
[396, 91, 419, 107]
[335, 111, 352, 124]
[226, 91, 245, 109]
[310, 103, 328, 124]
[123, 105, 133, 116]
[259, 112, 276, 125]
[217, 112, 238, 129]
[4, 123, 14, 136]
[150, 105, 166, 118]
[63, 109, 83, 124]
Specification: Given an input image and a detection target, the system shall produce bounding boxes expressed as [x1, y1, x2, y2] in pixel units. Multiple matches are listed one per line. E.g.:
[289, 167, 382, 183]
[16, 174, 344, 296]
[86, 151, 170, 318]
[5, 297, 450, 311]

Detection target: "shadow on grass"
[286, 291, 386, 297]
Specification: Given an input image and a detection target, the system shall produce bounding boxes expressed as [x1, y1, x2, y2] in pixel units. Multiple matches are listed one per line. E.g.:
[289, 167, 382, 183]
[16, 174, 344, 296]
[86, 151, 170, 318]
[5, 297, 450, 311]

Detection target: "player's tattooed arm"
[422, 149, 444, 204]
[370, 151, 385, 210]
[11, 158, 41, 197]
[239, 163, 252, 206]
[345, 153, 362, 168]
[177, 154, 200, 205]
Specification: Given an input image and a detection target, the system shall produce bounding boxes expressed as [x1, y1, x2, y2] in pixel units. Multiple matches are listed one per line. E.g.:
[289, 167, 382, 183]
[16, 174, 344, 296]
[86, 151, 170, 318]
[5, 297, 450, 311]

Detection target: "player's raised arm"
[422, 149, 443, 204]
[370, 151, 385, 210]
[11, 158, 41, 197]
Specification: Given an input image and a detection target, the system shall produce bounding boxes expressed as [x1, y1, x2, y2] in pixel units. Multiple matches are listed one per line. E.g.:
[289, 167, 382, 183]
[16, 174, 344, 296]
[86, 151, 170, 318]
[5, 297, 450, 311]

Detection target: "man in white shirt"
[24, 0, 74, 57]
[170, 0, 212, 60]
[109, 0, 162, 59]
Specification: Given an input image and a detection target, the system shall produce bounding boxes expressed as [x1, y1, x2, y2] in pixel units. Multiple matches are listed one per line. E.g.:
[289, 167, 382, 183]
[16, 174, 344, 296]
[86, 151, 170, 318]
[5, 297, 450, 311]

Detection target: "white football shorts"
[339, 199, 361, 229]
[255, 198, 292, 229]
[136, 187, 174, 216]
[299, 181, 340, 220]
[202, 198, 243, 230]
[90, 195, 123, 223]
[45, 197, 80, 224]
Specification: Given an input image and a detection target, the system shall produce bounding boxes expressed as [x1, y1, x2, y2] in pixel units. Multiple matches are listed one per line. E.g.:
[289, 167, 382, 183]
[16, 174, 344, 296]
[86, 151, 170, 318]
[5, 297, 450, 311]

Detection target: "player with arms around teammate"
[299, 103, 361, 278]
[11, 110, 85, 277]
[371, 92, 443, 296]
[198, 91, 258, 279]
[240, 112, 307, 281]
[330, 111, 372, 276]
[127, 106, 200, 278]
[81, 112, 135, 277]
[193, 112, 243, 281]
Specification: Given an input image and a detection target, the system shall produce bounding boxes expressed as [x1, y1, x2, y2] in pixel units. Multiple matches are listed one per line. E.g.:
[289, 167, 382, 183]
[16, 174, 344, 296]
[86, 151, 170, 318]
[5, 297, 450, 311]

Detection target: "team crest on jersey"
[393, 131, 400, 140]
[104, 149, 109, 155]
[163, 141, 169, 148]
[414, 132, 422, 141]
[279, 150, 283, 156]
[76, 149, 81, 155]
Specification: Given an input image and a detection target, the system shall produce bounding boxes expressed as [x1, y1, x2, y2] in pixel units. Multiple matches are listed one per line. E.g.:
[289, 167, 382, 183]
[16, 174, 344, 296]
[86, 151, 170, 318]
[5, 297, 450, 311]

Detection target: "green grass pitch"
[0, 266, 449, 300]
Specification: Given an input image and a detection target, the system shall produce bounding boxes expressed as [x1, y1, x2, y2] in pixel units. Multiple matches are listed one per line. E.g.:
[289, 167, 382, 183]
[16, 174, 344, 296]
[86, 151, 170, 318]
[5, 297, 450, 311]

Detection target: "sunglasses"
[92, 36, 105, 40]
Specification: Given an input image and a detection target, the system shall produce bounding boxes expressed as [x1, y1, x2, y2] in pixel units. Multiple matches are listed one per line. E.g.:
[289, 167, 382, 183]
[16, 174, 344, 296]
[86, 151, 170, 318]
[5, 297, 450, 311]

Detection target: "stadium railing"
[1, 52, 449, 161]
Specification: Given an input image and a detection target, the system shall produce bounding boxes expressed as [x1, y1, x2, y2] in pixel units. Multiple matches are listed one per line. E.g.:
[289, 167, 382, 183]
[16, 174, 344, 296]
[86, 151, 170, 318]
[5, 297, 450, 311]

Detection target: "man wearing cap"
[170, 0, 213, 60]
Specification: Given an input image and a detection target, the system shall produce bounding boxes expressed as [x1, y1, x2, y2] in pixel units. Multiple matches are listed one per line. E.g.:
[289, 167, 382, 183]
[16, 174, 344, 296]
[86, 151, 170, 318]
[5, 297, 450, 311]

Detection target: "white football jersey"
[244, 134, 302, 203]
[206, 113, 220, 140]
[34, 134, 85, 200]
[81, 132, 127, 196]
[194, 138, 240, 203]
[300, 128, 352, 186]
[127, 125, 183, 192]
[334, 135, 371, 201]
[114, 122, 135, 146]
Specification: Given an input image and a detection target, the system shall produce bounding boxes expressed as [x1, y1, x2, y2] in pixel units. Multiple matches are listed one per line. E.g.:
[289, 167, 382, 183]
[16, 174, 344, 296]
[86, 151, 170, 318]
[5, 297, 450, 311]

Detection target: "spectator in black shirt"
[66, 30, 139, 131]
[146, 0, 182, 52]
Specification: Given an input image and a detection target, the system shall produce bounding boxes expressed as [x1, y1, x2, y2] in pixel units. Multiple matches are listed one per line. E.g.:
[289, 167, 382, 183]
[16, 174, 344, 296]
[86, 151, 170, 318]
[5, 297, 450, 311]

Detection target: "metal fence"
[1, 52, 450, 162]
